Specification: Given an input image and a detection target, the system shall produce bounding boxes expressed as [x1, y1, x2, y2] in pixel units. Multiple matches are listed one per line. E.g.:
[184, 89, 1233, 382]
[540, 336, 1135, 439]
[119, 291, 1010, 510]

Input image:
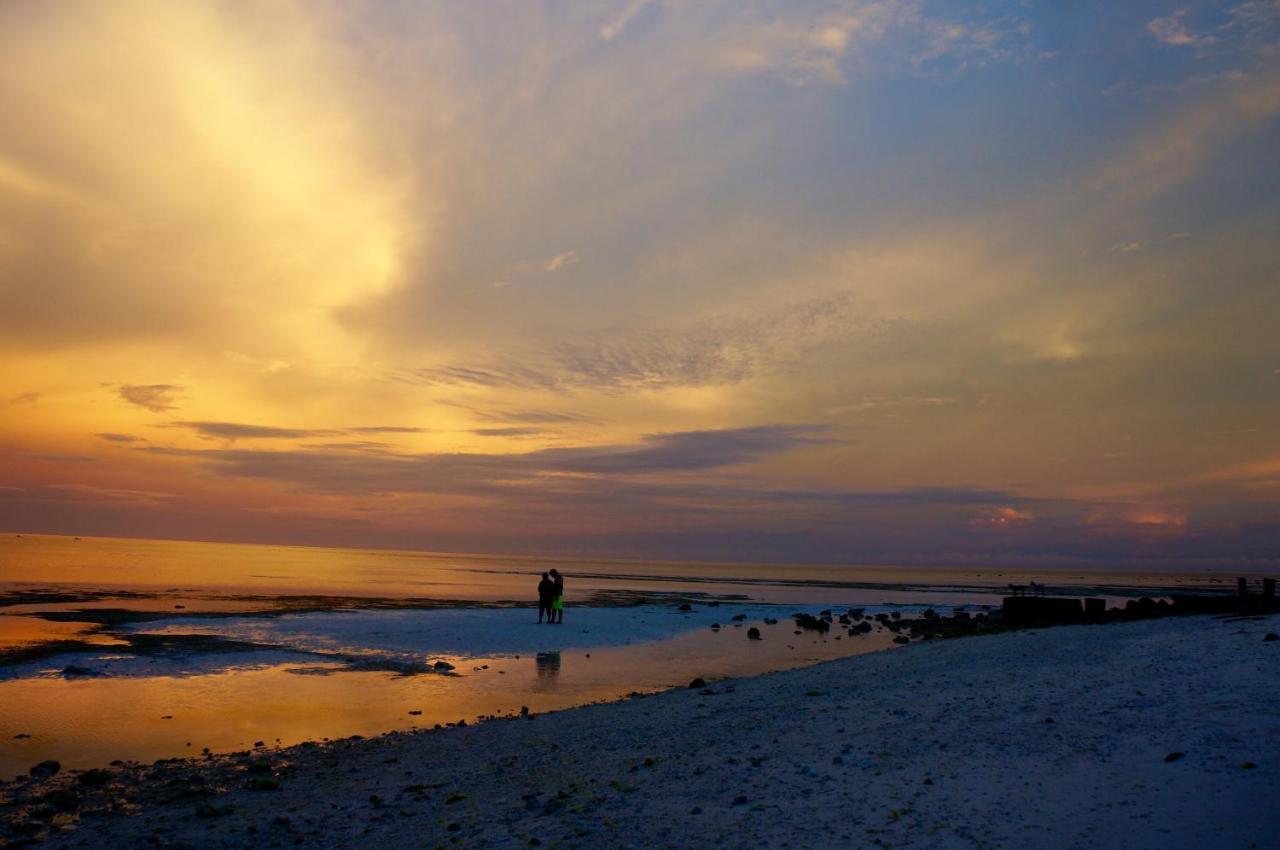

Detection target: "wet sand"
[4, 613, 1277, 849]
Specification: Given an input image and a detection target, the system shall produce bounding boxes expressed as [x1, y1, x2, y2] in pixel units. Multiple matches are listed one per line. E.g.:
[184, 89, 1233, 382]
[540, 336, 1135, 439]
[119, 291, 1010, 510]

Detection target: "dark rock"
[893, 636, 910, 645]
[678, 603, 692, 612]
[77, 768, 111, 787]
[520, 706, 530, 717]
[688, 678, 707, 689]
[689, 806, 703, 815]
[1264, 633, 1278, 642]
[710, 623, 721, 630]
[13, 733, 31, 739]
[543, 797, 566, 815]
[732, 795, 749, 805]
[433, 660, 456, 671]
[408, 710, 422, 716]
[248, 777, 280, 791]
[731, 614, 747, 621]
[30, 760, 61, 779]
[60, 665, 101, 678]
[747, 627, 762, 640]
[1163, 752, 1184, 763]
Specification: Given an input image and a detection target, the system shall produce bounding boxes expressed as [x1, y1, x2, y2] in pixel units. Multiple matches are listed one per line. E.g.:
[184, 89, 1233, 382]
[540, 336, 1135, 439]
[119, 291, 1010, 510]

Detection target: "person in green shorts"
[549, 568, 565, 624]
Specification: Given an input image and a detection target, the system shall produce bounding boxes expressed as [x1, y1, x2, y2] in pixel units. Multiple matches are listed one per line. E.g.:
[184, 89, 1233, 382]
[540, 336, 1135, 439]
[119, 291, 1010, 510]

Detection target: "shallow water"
[0, 533, 1237, 778]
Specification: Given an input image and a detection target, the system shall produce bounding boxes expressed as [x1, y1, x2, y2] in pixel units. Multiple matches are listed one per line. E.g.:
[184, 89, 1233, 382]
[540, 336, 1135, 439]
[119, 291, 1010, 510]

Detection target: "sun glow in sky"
[2, 1, 1278, 567]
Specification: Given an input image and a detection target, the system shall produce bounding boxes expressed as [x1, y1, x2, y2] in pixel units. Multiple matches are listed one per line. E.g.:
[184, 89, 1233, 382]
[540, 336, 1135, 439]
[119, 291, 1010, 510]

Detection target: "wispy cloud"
[118, 384, 183, 413]
[543, 250, 580, 273]
[96, 432, 142, 443]
[1148, 10, 1205, 46]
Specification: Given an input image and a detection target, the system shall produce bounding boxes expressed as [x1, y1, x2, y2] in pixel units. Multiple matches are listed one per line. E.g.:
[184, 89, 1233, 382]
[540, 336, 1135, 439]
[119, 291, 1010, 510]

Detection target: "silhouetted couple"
[537, 569, 564, 624]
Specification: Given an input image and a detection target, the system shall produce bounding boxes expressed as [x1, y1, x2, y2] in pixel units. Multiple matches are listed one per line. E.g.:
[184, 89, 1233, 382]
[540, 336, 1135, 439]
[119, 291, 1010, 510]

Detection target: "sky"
[1, 0, 1278, 568]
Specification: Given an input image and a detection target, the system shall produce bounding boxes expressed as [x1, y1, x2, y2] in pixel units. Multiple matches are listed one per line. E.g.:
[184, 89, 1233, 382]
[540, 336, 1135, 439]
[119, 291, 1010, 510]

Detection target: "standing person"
[549, 568, 565, 624]
[536, 572, 555, 624]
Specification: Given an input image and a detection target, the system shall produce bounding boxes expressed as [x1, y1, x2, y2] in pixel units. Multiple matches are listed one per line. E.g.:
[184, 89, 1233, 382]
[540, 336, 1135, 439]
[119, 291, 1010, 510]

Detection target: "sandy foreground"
[3, 613, 1278, 849]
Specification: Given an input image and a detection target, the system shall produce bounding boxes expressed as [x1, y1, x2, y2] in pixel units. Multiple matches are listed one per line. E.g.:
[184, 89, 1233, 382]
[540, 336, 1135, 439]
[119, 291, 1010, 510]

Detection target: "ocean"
[0, 533, 1236, 777]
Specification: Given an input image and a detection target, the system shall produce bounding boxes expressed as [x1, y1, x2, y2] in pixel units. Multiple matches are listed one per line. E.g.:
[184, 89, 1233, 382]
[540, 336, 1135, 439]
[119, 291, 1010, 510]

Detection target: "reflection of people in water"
[536, 572, 555, 624]
[549, 568, 565, 624]
[533, 650, 561, 692]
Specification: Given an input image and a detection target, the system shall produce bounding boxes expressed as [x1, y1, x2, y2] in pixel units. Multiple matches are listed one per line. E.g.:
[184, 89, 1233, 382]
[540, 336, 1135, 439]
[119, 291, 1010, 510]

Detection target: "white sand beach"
[4, 612, 1277, 849]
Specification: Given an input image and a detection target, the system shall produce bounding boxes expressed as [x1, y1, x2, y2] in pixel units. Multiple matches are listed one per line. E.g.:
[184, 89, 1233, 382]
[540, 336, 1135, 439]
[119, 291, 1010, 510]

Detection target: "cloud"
[40, 483, 176, 506]
[170, 421, 343, 441]
[1109, 240, 1144, 253]
[470, 427, 546, 437]
[118, 384, 183, 413]
[600, 0, 655, 41]
[1148, 11, 1204, 47]
[95, 432, 141, 443]
[409, 292, 891, 392]
[543, 250, 580, 273]
[7, 391, 41, 405]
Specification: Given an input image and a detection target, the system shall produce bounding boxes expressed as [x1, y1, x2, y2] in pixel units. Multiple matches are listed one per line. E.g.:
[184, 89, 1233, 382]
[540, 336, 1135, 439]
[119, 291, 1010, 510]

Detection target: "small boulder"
[433, 660, 456, 672]
[746, 627, 762, 640]
[678, 603, 692, 612]
[1264, 633, 1278, 642]
[688, 677, 707, 689]
[30, 760, 61, 779]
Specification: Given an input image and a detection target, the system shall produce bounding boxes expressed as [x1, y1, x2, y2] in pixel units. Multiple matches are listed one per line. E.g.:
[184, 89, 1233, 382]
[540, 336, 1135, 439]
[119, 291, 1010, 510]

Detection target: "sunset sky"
[2, 1, 1278, 567]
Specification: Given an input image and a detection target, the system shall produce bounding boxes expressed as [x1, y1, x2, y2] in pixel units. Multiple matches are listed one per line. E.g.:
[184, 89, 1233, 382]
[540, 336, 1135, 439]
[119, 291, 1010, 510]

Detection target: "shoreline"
[3, 612, 1277, 848]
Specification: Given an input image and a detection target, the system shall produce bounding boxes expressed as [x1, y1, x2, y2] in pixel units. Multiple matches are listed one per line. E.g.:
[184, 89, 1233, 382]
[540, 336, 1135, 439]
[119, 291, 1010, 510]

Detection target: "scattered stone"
[731, 613, 747, 621]
[521, 706, 530, 717]
[77, 768, 111, 787]
[678, 603, 692, 612]
[688, 678, 707, 689]
[433, 660, 456, 672]
[893, 636, 910, 645]
[733, 795, 749, 805]
[13, 733, 31, 739]
[248, 777, 280, 791]
[710, 623, 721, 631]
[1264, 633, 1278, 642]
[409, 710, 422, 716]
[30, 760, 61, 779]
[1163, 752, 1184, 763]
[1241, 762, 1256, 769]
[747, 627, 762, 640]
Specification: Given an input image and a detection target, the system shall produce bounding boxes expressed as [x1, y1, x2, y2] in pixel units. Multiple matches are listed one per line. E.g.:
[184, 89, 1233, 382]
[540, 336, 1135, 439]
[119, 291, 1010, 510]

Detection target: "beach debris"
[59, 665, 102, 678]
[764, 617, 778, 625]
[1264, 633, 1278, 642]
[733, 795, 749, 805]
[248, 777, 280, 791]
[409, 710, 422, 716]
[13, 733, 31, 739]
[30, 760, 61, 779]
[710, 622, 721, 630]
[1163, 751, 1184, 763]
[731, 613, 747, 621]
[433, 660, 456, 671]
[893, 636, 910, 645]
[747, 627, 762, 640]
[1241, 762, 1256, 769]
[688, 678, 707, 689]
[678, 603, 692, 612]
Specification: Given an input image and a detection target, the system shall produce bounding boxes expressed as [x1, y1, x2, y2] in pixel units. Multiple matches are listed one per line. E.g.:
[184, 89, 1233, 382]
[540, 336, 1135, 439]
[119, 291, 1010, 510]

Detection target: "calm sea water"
[0, 534, 1237, 777]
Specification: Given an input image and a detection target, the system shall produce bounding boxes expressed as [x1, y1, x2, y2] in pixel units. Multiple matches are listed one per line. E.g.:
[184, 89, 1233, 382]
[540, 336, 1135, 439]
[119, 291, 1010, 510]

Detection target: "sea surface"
[0, 533, 1240, 778]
